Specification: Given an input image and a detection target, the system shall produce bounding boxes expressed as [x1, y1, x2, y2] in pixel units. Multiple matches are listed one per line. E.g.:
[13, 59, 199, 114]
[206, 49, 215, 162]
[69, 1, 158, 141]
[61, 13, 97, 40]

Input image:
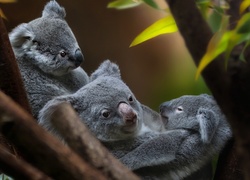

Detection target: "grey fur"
[38, 60, 164, 139]
[38, 60, 231, 180]
[9, 0, 89, 118]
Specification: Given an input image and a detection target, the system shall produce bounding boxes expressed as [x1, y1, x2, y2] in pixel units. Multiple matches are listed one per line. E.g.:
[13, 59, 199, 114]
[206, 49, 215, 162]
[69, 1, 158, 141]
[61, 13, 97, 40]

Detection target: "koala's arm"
[119, 129, 191, 170]
[38, 95, 75, 131]
[141, 104, 165, 132]
[197, 108, 220, 143]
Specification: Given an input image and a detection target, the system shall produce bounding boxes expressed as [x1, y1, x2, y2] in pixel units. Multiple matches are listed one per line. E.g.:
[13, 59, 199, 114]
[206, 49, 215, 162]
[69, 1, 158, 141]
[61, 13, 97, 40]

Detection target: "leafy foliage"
[107, 0, 142, 10]
[108, 0, 178, 45]
[130, 15, 178, 47]
[107, 0, 250, 78]
[196, 2, 250, 78]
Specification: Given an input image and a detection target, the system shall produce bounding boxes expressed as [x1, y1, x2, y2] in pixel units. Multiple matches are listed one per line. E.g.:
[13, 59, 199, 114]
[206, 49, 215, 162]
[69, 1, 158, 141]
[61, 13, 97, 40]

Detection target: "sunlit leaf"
[235, 12, 250, 34]
[196, 31, 230, 79]
[107, 0, 142, 9]
[240, 0, 250, 14]
[225, 13, 250, 60]
[196, 0, 211, 20]
[143, 0, 159, 9]
[0, 8, 7, 20]
[0, 0, 16, 3]
[130, 15, 178, 47]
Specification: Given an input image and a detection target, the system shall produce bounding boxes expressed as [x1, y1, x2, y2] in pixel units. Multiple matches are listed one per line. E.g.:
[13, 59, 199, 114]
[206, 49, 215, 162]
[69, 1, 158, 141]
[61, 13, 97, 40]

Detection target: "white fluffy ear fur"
[42, 0, 66, 19]
[9, 23, 35, 48]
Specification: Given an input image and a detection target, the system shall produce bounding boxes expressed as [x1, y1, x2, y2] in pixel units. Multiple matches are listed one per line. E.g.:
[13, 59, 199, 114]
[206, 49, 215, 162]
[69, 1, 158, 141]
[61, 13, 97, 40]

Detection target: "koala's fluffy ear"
[90, 60, 121, 81]
[42, 0, 66, 19]
[201, 94, 214, 101]
[197, 108, 220, 144]
[9, 23, 35, 48]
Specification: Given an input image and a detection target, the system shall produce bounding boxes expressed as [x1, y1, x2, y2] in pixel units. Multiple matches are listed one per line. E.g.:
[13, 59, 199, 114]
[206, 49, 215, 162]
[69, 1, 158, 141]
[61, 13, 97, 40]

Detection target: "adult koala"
[38, 60, 232, 179]
[38, 60, 165, 138]
[9, 0, 89, 118]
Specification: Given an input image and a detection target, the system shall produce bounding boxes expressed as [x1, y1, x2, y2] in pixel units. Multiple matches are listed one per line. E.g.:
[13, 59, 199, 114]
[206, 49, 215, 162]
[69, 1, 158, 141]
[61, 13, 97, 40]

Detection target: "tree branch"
[0, 16, 31, 113]
[0, 91, 106, 180]
[165, 0, 246, 179]
[0, 144, 52, 180]
[50, 102, 139, 180]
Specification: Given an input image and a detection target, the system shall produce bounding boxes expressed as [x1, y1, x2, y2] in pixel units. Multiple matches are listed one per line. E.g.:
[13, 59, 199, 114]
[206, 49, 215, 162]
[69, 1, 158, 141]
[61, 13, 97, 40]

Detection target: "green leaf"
[240, 0, 250, 14]
[225, 13, 250, 59]
[130, 15, 178, 47]
[207, 6, 225, 33]
[107, 0, 142, 9]
[235, 12, 250, 34]
[196, 0, 211, 20]
[142, 0, 159, 9]
[196, 31, 230, 79]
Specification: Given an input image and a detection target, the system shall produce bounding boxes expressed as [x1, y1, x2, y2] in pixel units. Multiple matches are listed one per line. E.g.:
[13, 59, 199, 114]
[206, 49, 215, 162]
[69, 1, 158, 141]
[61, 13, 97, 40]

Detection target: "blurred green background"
[1, 0, 210, 111]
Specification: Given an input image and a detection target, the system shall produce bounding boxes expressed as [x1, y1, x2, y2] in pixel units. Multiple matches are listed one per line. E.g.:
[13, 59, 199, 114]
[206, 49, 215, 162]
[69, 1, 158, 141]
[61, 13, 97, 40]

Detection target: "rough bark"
[0, 91, 106, 180]
[50, 102, 140, 180]
[0, 144, 52, 180]
[0, 16, 31, 113]
[166, 0, 248, 179]
[0, 15, 30, 167]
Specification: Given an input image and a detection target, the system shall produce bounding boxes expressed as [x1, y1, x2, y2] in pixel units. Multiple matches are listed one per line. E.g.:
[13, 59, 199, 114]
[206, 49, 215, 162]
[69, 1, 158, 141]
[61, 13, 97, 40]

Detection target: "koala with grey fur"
[38, 60, 165, 138]
[38, 60, 232, 180]
[9, 0, 89, 118]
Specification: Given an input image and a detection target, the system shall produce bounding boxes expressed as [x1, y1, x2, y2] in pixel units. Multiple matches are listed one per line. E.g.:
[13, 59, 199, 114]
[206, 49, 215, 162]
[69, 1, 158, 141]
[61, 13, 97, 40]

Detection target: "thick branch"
[166, 0, 230, 100]
[50, 102, 139, 180]
[0, 145, 52, 180]
[0, 91, 106, 180]
[0, 16, 31, 113]
[165, 0, 245, 179]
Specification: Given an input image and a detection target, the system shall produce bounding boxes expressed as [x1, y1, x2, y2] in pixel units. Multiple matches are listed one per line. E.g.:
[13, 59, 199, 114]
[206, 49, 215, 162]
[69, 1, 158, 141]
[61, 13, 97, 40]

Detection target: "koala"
[9, 0, 89, 118]
[123, 94, 232, 179]
[38, 60, 165, 139]
[38, 60, 232, 180]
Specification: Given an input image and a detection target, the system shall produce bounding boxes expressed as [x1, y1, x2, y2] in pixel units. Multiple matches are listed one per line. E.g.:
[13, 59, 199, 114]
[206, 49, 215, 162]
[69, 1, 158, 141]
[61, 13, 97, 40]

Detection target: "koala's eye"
[60, 51, 67, 57]
[176, 106, 183, 113]
[24, 36, 31, 41]
[128, 95, 133, 102]
[101, 109, 111, 118]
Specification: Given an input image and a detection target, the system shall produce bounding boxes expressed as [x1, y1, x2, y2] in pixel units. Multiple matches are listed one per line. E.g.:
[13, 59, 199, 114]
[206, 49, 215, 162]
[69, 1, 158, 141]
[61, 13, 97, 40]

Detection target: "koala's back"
[18, 58, 88, 118]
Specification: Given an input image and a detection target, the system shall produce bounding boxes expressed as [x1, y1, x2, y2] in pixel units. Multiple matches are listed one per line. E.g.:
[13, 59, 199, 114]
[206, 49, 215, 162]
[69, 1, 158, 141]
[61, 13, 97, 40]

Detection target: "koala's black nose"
[159, 102, 168, 113]
[74, 49, 84, 67]
[159, 102, 170, 117]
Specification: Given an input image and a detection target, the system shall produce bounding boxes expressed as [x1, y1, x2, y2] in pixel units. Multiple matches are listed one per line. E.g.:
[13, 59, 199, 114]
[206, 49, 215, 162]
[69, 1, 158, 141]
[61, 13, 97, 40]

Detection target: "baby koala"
[9, 0, 89, 118]
[108, 94, 232, 180]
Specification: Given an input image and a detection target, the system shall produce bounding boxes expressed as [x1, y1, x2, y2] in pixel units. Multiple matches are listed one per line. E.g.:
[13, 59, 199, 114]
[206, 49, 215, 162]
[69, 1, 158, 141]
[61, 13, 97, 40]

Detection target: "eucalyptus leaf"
[107, 0, 142, 9]
[130, 15, 178, 47]
[240, 0, 250, 14]
[143, 0, 159, 9]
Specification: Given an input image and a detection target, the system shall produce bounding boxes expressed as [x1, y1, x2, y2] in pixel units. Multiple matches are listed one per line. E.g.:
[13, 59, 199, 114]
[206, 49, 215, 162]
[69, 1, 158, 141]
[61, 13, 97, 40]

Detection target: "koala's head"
[9, 0, 84, 76]
[159, 94, 218, 130]
[52, 60, 143, 141]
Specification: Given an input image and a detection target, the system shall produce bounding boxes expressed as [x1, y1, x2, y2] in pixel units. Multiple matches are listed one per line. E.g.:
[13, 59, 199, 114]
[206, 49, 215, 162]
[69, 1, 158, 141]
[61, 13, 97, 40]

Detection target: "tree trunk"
[165, 0, 248, 179]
